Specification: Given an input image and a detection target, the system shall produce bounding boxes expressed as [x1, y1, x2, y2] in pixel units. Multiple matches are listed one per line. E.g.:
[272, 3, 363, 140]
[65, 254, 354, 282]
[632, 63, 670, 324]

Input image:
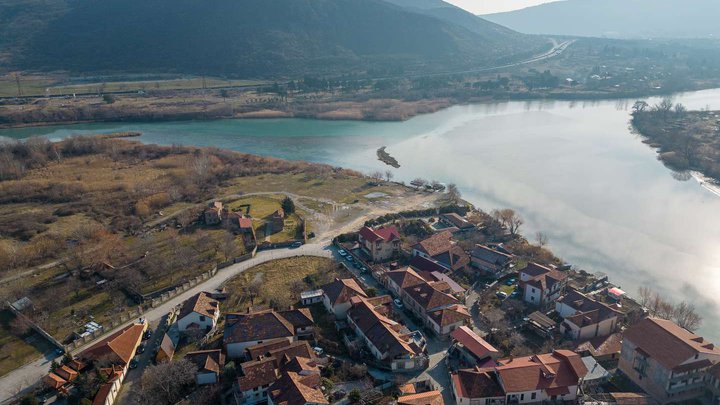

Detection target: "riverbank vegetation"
[632, 98, 720, 182]
[3, 38, 720, 128]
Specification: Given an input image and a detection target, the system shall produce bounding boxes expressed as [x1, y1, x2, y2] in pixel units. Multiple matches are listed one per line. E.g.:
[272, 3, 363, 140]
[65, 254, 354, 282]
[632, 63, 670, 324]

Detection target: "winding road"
[0, 243, 333, 404]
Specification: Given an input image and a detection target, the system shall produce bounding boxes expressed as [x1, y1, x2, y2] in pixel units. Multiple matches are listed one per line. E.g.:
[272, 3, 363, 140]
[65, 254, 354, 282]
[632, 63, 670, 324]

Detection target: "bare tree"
[446, 183, 462, 204]
[368, 170, 384, 183]
[632, 100, 649, 114]
[673, 301, 702, 331]
[384, 170, 394, 182]
[135, 359, 197, 405]
[535, 232, 549, 247]
[492, 208, 524, 236]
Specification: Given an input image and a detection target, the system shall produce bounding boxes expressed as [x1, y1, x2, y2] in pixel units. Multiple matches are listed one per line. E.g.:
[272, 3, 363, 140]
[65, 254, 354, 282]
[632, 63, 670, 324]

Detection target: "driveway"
[0, 243, 333, 404]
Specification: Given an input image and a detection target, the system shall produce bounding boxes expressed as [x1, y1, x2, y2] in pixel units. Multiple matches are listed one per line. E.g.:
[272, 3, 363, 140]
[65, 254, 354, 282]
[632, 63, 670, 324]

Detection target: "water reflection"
[2, 88, 720, 339]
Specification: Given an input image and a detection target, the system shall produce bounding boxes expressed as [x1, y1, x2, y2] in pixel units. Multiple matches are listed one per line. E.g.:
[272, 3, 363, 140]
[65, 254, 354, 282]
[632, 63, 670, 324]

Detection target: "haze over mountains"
[0, 0, 547, 76]
[483, 0, 720, 39]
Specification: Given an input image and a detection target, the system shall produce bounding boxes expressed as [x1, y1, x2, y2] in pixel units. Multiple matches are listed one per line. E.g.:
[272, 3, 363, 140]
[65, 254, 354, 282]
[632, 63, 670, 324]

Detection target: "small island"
[631, 98, 720, 183]
[377, 146, 400, 168]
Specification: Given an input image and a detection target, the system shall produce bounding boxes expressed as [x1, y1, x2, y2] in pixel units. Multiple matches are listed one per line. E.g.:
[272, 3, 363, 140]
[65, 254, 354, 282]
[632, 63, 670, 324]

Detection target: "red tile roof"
[623, 317, 720, 370]
[575, 332, 623, 358]
[186, 349, 225, 374]
[428, 304, 470, 328]
[397, 390, 444, 405]
[452, 368, 504, 399]
[359, 225, 400, 243]
[321, 278, 367, 306]
[451, 326, 499, 360]
[79, 323, 145, 366]
[495, 350, 587, 394]
[224, 310, 295, 344]
[412, 231, 454, 257]
[522, 263, 567, 291]
[237, 358, 278, 391]
[268, 371, 328, 405]
[347, 296, 421, 359]
[178, 291, 220, 320]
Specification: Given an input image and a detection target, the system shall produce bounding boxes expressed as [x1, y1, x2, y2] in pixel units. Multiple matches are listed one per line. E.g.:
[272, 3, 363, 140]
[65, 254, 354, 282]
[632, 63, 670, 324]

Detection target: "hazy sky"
[446, 0, 560, 14]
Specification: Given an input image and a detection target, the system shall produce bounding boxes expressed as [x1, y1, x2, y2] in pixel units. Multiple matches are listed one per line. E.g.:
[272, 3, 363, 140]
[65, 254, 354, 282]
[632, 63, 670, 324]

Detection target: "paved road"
[0, 243, 333, 404]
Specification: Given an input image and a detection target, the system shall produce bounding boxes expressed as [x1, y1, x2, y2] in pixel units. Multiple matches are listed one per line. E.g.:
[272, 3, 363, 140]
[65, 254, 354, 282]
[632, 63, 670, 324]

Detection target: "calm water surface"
[3, 89, 720, 339]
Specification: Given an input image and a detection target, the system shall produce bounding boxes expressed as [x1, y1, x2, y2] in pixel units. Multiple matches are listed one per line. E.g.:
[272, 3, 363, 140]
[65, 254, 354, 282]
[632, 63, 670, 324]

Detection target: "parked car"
[345, 255, 354, 262]
[291, 241, 303, 248]
[393, 298, 404, 308]
[338, 249, 347, 256]
[496, 291, 508, 300]
[313, 346, 325, 357]
[142, 330, 152, 340]
[505, 278, 516, 286]
[360, 266, 368, 273]
[510, 290, 520, 298]
[129, 359, 138, 369]
[136, 344, 145, 354]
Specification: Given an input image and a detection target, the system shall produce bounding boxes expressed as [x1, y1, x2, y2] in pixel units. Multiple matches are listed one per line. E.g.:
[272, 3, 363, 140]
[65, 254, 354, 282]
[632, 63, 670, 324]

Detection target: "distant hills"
[0, 0, 547, 77]
[482, 0, 720, 39]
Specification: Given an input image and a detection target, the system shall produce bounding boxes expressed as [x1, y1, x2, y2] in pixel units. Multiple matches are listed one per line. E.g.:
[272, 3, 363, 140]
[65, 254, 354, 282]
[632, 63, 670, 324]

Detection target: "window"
[520, 394, 525, 401]
[531, 393, 536, 400]
[199, 315, 206, 321]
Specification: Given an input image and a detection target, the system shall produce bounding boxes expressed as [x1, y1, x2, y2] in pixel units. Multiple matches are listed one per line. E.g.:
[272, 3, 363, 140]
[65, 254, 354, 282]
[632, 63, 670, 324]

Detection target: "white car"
[393, 298, 404, 308]
[338, 249, 347, 256]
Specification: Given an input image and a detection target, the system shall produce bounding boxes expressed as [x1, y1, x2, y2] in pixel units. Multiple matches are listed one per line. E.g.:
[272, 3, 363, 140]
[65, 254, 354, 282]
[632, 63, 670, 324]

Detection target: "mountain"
[482, 0, 720, 39]
[1, 0, 546, 77]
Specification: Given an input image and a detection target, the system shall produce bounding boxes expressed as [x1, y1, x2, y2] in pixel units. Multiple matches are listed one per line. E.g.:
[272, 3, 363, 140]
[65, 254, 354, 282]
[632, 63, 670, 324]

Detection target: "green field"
[0, 74, 267, 97]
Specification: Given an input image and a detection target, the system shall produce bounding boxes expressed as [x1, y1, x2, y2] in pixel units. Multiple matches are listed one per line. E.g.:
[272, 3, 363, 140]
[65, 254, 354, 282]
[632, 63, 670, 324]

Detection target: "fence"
[5, 301, 65, 352]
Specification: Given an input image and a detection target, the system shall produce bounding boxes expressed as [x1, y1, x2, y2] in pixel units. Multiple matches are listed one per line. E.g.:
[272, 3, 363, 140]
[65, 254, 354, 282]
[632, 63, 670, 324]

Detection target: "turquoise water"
[3, 89, 720, 339]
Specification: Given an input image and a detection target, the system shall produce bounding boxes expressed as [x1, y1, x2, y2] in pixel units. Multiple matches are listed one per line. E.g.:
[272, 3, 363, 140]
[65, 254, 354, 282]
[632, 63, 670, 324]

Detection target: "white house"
[177, 292, 220, 334]
[555, 290, 621, 340]
[320, 278, 366, 319]
[186, 349, 225, 385]
[451, 350, 588, 405]
[519, 263, 567, 308]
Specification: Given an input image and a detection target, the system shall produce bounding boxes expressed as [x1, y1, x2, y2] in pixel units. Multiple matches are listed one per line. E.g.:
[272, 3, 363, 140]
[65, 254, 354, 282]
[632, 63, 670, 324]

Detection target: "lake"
[3, 89, 720, 340]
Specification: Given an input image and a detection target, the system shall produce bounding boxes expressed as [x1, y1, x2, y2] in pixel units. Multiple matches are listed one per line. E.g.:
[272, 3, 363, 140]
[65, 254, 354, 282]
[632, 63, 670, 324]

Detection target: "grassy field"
[0, 74, 266, 97]
[222, 173, 410, 205]
[223, 256, 348, 313]
[0, 310, 55, 378]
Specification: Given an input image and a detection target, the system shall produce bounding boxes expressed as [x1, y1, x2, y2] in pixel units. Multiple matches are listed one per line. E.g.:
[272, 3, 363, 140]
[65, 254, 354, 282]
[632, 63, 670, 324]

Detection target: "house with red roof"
[451, 326, 500, 367]
[386, 267, 470, 336]
[555, 289, 621, 340]
[358, 225, 401, 262]
[411, 231, 470, 273]
[51, 322, 147, 405]
[346, 295, 427, 372]
[618, 318, 720, 404]
[518, 263, 567, 308]
[224, 309, 298, 358]
[451, 350, 588, 405]
[320, 278, 367, 319]
[186, 349, 225, 385]
[177, 291, 220, 334]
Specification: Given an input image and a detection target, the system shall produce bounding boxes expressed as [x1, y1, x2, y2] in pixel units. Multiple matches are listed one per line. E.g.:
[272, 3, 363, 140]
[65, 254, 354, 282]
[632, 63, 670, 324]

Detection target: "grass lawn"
[498, 284, 516, 296]
[0, 310, 55, 378]
[223, 256, 348, 313]
[222, 173, 411, 205]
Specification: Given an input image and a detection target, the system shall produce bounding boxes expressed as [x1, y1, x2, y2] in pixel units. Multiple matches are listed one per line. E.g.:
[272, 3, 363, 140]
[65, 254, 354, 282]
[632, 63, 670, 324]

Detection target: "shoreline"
[2, 85, 720, 131]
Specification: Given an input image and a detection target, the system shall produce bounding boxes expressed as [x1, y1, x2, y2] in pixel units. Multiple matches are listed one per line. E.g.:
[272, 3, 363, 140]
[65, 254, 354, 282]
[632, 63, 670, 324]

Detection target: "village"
[28, 194, 720, 405]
